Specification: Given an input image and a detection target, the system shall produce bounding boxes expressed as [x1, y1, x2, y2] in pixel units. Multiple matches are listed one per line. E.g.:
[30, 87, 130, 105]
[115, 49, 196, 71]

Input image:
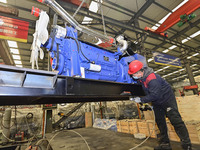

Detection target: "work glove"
[130, 97, 141, 103]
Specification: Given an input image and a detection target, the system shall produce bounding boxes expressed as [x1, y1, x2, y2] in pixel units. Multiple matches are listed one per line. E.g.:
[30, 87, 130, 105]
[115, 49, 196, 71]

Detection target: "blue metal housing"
[43, 27, 146, 83]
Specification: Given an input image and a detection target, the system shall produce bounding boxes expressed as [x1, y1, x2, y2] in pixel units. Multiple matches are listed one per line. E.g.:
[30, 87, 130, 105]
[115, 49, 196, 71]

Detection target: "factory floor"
[44, 127, 200, 150]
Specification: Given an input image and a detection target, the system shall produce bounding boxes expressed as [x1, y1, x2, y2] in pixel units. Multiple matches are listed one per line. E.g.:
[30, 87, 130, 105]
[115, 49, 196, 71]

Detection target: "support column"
[184, 60, 198, 94]
[178, 36, 198, 95]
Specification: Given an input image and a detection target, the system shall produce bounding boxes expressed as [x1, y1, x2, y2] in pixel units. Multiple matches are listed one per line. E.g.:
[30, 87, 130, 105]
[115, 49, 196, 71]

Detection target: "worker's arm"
[140, 79, 162, 103]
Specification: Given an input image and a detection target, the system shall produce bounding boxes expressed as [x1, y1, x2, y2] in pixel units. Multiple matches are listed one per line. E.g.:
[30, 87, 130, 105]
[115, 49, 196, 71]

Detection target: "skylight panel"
[82, 16, 93, 24]
[16, 65, 22, 67]
[172, 0, 188, 12]
[192, 53, 199, 57]
[148, 58, 153, 62]
[163, 49, 169, 53]
[0, 0, 7, 3]
[7, 40, 18, 48]
[10, 48, 19, 54]
[14, 60, 22, 65]
[168, 45, 177, 50]
[12, 55, 21, 60]
[158, 13, 172, 24]
[190, 30, 200, 38]
[89, 1, 99, 13]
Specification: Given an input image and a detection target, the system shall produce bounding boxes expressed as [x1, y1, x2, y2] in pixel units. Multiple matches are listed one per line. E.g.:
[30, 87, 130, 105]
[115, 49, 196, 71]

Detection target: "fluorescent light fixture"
[181, 38, 188, 43]
[89, 1, 99, 13]
[172, 0, 188, 12]
[163, 49, 169, 53]
[193, 71, 199, 73]
[179, 68, 184, 71]
[14, 60, 22, 65]
[158, 13, 172, 24]
[82, 16, 93, 24]
[7, 40, 18, 48]
[187, 56, 192, 59]
[0, 0, 7, 3]
[190, 30, 200, 38]
[16, 65, 22, 67]
[174, 71, 179, 73]
[10, 48, 19, 54]
[151, 23, 160, 30]
[191, 64, 197, 67]
[12, 55, 21, 60]
[148, 58, 153, 62]
[192, 53, 199, 56]
[163, 66, 170, 69]
[169, 45, 177, 50]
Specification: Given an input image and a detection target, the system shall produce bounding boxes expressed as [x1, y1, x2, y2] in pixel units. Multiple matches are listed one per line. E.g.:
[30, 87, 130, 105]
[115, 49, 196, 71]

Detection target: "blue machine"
[43, 26, 146, 83]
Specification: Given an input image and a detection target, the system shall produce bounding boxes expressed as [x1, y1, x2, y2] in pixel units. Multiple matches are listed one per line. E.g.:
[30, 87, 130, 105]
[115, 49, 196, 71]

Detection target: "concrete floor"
[44, 128, 200, 150]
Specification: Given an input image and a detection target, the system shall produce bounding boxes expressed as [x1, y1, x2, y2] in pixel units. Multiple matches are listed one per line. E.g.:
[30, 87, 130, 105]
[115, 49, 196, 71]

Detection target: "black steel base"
[0, 64, 144, 105]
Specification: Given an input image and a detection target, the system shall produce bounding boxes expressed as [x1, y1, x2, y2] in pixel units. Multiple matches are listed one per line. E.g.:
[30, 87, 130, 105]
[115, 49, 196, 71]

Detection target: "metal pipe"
[2, 108, 12, 144]
[38, 0, 114, 44]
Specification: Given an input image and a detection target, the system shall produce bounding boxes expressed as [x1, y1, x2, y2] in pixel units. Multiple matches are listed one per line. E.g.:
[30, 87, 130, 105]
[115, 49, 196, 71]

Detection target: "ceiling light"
[14, 60, 22, 65]
[190, 30, 200, 38]
[82, 16, 93, 24]
[16, 65, 22, 67]
[191, 64, 197, 67]
[192, 53, 199, 56]
[158, 13, 172, 24]
[163, 66, 170, 69]
[168, 45, 177, 50]
[12, 55, 21, 60]
[172, 0, 188, 12]
[163, 49, 169, 53]
[181, 39, 188, 43]
[187, 56, 192, 59]
[89, 1, 99, 13]
[10, 48, 19, 54]
[7, 40, 18, 48]
[0, 0, 7, 3]
[148, 58, 153, 62]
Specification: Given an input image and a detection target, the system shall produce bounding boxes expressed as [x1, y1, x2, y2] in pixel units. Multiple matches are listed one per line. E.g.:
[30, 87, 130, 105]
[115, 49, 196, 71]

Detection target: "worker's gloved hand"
[130, 97, 141, 103]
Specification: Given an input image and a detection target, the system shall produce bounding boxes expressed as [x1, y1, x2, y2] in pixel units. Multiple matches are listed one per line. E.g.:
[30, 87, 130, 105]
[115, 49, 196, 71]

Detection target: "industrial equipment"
[0, 0, 146, 105]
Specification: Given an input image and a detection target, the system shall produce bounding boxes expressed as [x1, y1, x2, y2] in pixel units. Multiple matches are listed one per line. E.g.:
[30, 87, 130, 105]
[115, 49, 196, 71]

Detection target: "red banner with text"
[0, 16, 29, 43]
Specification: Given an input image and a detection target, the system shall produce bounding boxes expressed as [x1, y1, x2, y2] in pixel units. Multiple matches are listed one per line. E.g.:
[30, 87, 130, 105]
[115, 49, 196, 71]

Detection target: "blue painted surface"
[43, 27, 146, 83]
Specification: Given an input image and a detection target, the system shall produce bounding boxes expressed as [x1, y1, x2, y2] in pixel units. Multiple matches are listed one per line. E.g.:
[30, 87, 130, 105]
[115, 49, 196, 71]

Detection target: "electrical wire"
[46, 129, 91, 150]
[129, 103, 155, 150]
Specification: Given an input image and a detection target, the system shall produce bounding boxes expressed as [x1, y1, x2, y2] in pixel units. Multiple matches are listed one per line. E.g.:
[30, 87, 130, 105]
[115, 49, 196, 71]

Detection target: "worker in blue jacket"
[128, 60, 191, 150]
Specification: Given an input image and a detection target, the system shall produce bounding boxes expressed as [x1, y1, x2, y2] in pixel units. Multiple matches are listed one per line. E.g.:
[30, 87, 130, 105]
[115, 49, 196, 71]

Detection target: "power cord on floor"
[129, 103, 155, 150]
[46, 129, 90, 150]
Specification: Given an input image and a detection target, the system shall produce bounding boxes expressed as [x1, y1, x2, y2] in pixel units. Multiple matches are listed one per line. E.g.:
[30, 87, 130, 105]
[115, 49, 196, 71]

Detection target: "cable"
[98, 0, 107, 36]
[73, 0, 86, 17]
[66, 36, 92, 63]
[129, 103, 155, 150]
[46, 129, 91, 150]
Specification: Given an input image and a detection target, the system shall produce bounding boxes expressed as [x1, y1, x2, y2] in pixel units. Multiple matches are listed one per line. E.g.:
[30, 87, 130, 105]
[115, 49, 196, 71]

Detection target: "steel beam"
[0, 64, 145, 106]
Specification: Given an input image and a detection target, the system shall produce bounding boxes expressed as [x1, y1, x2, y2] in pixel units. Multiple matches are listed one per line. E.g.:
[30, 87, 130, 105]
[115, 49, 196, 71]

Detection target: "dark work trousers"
[153, 96, 191, 145]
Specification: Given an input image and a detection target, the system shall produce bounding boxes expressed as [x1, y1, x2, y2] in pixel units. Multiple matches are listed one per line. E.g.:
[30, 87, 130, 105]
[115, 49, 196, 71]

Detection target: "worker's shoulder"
[146, 73, 157, 84]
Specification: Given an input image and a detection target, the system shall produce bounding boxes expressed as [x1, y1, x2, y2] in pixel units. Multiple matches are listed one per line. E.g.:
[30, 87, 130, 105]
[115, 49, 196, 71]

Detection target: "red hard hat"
[128, 60, 143, 75]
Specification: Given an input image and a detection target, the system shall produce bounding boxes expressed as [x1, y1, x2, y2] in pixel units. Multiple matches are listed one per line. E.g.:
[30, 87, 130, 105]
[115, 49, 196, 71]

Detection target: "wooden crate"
[167, 121, 200, 144]
[117, 119, 139, 134]
[176, 95, 200, 121]
[143, 110, 154, 120]
[147, 120, 159, 138]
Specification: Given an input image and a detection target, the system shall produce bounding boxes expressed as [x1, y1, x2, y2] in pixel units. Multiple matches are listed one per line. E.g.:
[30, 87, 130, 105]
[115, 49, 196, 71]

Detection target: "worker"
[128, 60, 192, 150]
